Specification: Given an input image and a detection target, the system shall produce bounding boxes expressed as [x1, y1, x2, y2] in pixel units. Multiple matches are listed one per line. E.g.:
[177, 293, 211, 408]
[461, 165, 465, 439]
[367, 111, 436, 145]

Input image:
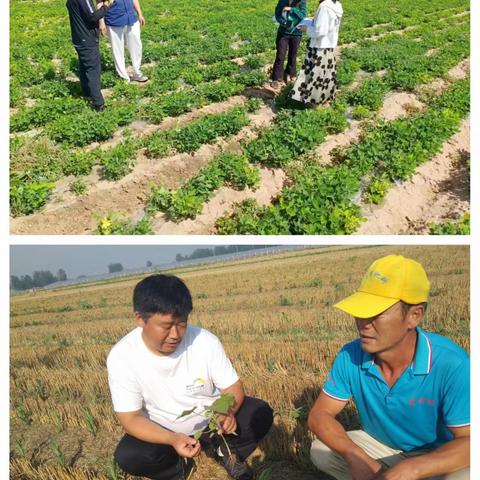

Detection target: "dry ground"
[10, 245, 470, 479]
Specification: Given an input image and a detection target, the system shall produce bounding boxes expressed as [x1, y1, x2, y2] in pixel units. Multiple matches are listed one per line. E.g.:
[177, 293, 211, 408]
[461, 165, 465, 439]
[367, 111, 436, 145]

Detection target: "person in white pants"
[99, 0, 148, 82]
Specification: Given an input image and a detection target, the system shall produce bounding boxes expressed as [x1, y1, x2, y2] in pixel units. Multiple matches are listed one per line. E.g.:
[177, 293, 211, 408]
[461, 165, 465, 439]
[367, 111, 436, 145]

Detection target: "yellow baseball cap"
[334, 255, 430, 318]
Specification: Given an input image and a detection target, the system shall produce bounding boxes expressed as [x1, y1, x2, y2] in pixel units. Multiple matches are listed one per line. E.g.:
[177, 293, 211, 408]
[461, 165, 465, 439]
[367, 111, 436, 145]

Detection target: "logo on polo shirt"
[326, 374, 336, 386]
[186, 377, 206, 394]
[409, 398, 435, 407]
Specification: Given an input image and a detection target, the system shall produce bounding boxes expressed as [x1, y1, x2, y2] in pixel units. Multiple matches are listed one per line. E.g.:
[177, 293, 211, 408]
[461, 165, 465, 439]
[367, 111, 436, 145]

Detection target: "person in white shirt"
[107, 274, 273, 480]
[290, 0, 343, 106]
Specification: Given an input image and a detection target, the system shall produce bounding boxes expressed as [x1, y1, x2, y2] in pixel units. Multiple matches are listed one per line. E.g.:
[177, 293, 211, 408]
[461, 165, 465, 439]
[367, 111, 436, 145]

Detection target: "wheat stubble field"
[10, 245, 470, 479]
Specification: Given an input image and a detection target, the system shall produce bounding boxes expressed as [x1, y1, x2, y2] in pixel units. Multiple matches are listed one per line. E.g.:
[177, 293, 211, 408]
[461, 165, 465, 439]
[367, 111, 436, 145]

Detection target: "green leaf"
[210, 393, 235, 415]
[193, 430, 203, 440]
[209, 420, 219, 431]
[177, 407, 197, 419]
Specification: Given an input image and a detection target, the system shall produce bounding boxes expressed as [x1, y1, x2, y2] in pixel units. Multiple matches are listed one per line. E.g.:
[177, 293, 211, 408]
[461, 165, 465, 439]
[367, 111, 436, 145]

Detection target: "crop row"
[216, 79, 469, 234]
[11, 66, 266, 137]
[10, 6, 467, 143]
[10, 4, 468, 109]
[106, 102, 347, 230]
[123, 38, 468, 229]
[10, 0, 467, 89]
[10, 104, 257, 217]
[9, 0, 469, 232]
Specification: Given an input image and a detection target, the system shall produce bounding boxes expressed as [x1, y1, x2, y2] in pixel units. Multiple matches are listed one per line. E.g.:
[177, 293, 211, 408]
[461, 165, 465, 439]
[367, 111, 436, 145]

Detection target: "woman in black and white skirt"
[290, 0, 343, 106]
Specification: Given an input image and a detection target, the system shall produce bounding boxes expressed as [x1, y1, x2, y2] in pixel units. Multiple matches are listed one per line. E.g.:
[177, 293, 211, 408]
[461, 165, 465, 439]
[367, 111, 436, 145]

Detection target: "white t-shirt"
[107, 325, 239, 435]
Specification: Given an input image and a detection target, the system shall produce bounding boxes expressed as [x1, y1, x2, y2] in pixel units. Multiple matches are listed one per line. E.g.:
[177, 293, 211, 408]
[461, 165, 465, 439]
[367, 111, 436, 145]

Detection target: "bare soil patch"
[314, 121, 362, 165]
[446, 58, 469, 81]
[378, 92, 424, 121]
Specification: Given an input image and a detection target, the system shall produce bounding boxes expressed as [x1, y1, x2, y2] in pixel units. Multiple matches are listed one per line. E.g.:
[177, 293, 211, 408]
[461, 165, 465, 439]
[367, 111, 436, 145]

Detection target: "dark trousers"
[75, 44, 104, 108]
[114, 397, 273, 480]
[272, 32, 302, 81]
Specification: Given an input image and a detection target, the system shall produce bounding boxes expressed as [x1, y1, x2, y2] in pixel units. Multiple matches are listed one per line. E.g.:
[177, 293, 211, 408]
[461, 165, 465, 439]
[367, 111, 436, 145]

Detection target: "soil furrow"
[356, 118, 470, 235]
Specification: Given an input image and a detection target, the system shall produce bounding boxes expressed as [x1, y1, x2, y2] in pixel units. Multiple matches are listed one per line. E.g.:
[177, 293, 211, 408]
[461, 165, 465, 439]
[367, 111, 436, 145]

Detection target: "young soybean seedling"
[177, 393, 237, 458]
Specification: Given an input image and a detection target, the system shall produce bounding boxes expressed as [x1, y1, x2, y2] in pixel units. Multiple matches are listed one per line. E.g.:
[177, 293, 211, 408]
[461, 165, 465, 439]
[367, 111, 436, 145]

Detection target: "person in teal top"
[308, 255, 470, 480]
[323, 328, 469, 452]
[271, 0, 307, 89]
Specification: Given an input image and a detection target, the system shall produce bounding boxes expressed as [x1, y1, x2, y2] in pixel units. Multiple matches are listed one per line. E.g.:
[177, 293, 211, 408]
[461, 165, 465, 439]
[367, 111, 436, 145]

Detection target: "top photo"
[9, 0, 470, 235]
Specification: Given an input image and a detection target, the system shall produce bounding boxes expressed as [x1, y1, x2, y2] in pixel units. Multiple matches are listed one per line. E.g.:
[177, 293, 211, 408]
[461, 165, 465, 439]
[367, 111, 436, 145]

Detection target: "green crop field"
[10, 0, 470, 234]
[10, 245, 470, 479]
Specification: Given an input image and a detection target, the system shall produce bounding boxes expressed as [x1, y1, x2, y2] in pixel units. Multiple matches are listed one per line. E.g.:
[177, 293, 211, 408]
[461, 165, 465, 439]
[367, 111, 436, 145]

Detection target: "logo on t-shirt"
[186, 377, 206, 394]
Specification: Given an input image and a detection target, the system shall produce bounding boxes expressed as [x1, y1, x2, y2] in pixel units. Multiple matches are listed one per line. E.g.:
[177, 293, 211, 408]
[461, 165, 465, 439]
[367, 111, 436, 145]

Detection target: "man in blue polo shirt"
[308, 255, 470, 480]
[99, 0, 148, 82]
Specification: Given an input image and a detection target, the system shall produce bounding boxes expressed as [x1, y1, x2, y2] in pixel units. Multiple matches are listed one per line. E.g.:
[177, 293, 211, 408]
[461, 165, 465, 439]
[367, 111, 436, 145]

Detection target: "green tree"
[108, 263, 124, 273]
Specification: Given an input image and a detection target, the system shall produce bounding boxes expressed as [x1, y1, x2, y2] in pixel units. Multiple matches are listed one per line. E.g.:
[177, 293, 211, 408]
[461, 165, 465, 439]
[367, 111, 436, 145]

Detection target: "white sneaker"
[131, 74, 149, 83]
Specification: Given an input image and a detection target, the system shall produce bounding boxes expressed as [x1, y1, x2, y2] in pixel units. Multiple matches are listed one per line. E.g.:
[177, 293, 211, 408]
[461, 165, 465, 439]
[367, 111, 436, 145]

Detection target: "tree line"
[10, 269, 68, 291]
[11, 247, 272, 291]
[10, 263, 128, 291]
[175, 246, 270, 262]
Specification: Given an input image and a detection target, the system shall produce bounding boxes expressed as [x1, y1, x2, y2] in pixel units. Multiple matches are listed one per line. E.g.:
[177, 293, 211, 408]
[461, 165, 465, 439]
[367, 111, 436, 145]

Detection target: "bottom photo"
[10, 245, 470, 480]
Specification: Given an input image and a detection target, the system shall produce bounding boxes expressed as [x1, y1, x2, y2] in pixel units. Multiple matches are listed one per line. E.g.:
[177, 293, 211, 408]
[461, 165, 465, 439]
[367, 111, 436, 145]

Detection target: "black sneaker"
[182, 457, 196, 479]
[93, 104, 105, 112]
[216, 450, 253, 480]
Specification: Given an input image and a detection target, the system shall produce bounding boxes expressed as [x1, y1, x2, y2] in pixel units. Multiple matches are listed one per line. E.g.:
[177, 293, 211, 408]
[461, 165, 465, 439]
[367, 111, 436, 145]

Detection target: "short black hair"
[133, 274, 193, 321]
[400, 301, 428, 315]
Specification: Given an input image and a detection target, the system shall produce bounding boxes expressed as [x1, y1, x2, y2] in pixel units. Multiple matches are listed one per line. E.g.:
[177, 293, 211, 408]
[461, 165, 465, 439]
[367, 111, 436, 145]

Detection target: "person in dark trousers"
[107, 274, 274, 480]
[271, 0, 307, 90]
[66, 0, 113, 111]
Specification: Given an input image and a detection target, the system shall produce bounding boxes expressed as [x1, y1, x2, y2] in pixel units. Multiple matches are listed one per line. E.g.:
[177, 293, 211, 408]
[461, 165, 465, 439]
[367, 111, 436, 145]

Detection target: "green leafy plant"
[62, 149, 99, 177]
[50, 440, 66, 467]
[352, 105, 372, 120]
[245, 97, 262, 113]
[363, 176, 392, 204]
[101, 138, 140, 180]
[217, 153, 260, 189]
[10, 177, 55, 216]
[107, 457, 122, 480]
[430, 213, 470, 235]
[244, 105, 347, 167]
[289, 406, 308, 421]
[95, 213, 153, 235]
[14, 402, 32, 425]
[177, 393, 237, 457]
[169, 107, 249, 153]
[70, 178, 87, 196]
[12, 438, 27, 458]
[10, 97, 87, 132]
[46, 110, 119, 146]
[145, 132, 170, 158]
[194, 79, 244, 103]
[84, 409, 98, 436]
[346, 77, 388, 112]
